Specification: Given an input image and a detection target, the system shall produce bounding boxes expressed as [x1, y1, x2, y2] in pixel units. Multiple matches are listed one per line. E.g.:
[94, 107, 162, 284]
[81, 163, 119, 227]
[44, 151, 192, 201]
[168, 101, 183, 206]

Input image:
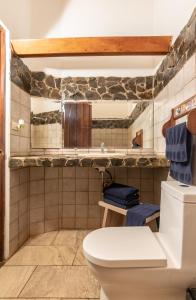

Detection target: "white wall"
[129, 103, 154, 149]
[92, 102, 136, 119]
[0, 0, 156, 76]
[154, 0, 195, 41]
[154, 53, 196, 155]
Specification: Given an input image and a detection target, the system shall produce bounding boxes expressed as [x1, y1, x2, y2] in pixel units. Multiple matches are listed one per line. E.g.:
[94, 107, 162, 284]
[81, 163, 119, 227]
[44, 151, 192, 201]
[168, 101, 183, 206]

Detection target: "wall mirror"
[31, 97, 63, 148]
[30, 97, 153, 149]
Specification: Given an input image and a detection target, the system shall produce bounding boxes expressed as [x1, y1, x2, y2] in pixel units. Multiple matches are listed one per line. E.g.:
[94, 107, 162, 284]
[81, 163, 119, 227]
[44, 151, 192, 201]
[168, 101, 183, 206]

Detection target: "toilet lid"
[83, 227, 167, 268]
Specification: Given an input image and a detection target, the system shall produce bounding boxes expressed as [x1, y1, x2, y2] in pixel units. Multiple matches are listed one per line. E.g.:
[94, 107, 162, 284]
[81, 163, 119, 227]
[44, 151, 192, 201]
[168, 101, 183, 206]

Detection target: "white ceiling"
[0, 0, 195, 76]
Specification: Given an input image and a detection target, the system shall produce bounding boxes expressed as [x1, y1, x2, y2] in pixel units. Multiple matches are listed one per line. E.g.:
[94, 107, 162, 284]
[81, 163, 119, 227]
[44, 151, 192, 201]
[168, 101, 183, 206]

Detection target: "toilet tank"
[159, 181, 196, 269]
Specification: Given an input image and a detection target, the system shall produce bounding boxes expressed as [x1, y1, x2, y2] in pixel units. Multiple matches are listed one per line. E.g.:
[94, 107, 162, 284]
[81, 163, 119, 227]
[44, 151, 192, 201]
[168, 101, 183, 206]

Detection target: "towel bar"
[162, 94, 196, 137]
[99, 200, 160, 228]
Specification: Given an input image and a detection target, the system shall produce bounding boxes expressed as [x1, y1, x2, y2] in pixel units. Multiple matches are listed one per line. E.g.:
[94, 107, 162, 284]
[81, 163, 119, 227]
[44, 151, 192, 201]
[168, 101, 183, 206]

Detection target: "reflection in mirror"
[31, 97, 63, 148]
[91, 101, 153, 149]
[30, 98, 153, 149]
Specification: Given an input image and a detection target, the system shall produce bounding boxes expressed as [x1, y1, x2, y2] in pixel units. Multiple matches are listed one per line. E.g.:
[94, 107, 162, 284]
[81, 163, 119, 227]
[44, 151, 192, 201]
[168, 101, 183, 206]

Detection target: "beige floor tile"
[6, 245, 76, 266]
[53, 230, 90, 247]
[0, 266, 35, 297]
[20, 266, 100, 298]
[73, 245, 87, 266]
[25, 231, 58, 246]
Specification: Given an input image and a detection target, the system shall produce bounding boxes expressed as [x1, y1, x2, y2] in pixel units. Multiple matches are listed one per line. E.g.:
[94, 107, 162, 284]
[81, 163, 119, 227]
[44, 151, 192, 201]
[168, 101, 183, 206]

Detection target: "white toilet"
[83, 181, 196, 300]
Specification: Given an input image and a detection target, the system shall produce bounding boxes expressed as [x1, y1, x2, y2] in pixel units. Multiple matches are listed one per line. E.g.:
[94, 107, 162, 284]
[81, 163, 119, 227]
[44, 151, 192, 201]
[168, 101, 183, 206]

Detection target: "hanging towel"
[165, 123, 192, 185]
[166, 122, 189, 162]
[104, 197, 139, 209]
[170, 161, 192, 185]
[125, 203, 160, 226]
[104, 182, 139, 201]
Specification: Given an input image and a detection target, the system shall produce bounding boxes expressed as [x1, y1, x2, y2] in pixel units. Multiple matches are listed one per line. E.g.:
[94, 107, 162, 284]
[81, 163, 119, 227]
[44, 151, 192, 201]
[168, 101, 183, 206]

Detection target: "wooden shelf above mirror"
[11, 36, 172, 58]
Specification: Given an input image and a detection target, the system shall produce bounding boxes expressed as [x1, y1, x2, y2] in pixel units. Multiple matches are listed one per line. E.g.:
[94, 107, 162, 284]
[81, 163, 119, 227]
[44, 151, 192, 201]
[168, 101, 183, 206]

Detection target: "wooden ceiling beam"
[11, 36, 172, 58]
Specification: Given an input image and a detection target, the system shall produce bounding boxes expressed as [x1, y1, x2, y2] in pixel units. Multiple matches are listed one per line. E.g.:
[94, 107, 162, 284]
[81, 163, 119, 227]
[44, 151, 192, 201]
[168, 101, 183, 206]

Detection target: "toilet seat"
[83, 227, 167, 268]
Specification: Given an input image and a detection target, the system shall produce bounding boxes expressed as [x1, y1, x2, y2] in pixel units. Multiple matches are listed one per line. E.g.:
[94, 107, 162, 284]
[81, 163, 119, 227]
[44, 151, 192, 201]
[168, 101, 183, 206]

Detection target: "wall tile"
[45, 219, 59, 232]
[30, 167, 44, 181]
[127, 168, 140, 179]
[76, 167, 89, 178]
[76, 205, 88, 218]
[45, 205, 59, 220]
[30, 180, 44, 195]
[75, 218, 88, 229]
[30, 194, 44, 209]
[76, 179, 89, 192]
[76, 192, 88, 205]
[30, 208, 44, 223]
[89, 191, 102, 204]
[9, 220, 19, 241]
[30, 222, 44, 235]
[45, 167, 59, 179]
[62, 192, 76, 205]
[88, 206, 101, 218]
[10, 203, 19, 223]
[45, 179, 59, 193]
[63, 167, 76, 178]
[62, 205, 75, 218]
[62, 178, 76, 192]
[19, 198, 28, 216]
[61, 218, 75, 229]
[45, 192, 59, 207]
[141, 179, 154, 192]
[9, 237, 18, 257]
[88, 168, 101, 179]
[87, 218, 101, 229]
[89, 179, 102, 191]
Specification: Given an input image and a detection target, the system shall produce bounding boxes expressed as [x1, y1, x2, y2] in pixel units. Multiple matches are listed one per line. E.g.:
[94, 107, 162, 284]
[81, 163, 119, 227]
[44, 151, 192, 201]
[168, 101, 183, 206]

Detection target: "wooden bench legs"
[102, 208, 109, 227]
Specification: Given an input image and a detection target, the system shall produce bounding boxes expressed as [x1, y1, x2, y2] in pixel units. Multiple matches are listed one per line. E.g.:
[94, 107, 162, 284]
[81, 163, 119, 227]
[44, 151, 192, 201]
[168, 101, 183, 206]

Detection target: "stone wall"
[11, 8, 195, 102]
[154, 7, 196, 97]
[31, 110, 62, 125]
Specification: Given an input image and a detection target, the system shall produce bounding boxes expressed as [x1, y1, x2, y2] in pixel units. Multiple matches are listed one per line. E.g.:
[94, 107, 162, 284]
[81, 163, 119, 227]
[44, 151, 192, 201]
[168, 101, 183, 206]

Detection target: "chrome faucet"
[100, 142, 105, 153]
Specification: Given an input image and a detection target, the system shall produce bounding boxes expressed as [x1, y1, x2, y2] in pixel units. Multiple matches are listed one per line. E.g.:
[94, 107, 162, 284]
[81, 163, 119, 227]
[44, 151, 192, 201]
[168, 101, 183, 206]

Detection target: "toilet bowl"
[83, 181, 196, 300]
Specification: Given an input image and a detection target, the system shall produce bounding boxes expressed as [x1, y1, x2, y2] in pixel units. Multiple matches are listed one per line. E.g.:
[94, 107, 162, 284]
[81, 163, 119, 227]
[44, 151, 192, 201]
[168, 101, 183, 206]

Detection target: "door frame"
[0, 26, 5, 261]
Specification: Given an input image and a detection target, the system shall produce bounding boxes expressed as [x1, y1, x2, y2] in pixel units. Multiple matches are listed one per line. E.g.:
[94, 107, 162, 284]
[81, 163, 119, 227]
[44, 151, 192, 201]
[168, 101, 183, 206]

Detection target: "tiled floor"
[0, 230, 100, 299]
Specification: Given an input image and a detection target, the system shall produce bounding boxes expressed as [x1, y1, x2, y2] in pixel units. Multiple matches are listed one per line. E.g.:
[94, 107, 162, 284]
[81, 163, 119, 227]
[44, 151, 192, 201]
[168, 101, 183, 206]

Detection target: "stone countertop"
[9, 155, 169, 169]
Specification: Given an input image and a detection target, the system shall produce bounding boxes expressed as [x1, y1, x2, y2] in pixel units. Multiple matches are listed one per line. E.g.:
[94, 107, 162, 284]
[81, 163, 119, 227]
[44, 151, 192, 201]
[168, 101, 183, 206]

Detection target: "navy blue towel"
[103, 193, 139, 206]
[166, 122, 189, 162]
[104, 198, 139, 209]
[104, 183, 139, 201]
[125, 203, 160, 226]
[165, 122, 192, 185]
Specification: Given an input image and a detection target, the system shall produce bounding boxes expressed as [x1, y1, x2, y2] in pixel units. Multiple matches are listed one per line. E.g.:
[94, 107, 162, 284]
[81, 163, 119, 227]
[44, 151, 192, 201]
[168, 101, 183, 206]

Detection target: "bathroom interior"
[0, 0, 195, 299]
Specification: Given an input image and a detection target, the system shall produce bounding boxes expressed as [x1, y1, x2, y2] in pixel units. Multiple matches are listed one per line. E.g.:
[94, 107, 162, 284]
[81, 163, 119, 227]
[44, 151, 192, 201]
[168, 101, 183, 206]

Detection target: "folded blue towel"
[165, 123, 192, 185]
[125, 203, 160, 226]
[103, 193, 139, 206]
[104, 182, 139, 201]
[166, 122, 189, 162]
[104, 197, 139, 209]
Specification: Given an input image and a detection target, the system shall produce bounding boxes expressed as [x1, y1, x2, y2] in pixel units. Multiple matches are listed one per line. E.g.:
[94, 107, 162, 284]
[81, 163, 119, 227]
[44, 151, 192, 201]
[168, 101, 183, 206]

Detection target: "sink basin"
[78, 152, 126, 158]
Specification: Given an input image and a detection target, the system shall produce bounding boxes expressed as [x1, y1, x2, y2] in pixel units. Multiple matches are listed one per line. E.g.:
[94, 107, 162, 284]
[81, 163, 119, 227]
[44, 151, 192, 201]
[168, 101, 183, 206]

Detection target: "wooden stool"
[99, 200, 160, 228]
